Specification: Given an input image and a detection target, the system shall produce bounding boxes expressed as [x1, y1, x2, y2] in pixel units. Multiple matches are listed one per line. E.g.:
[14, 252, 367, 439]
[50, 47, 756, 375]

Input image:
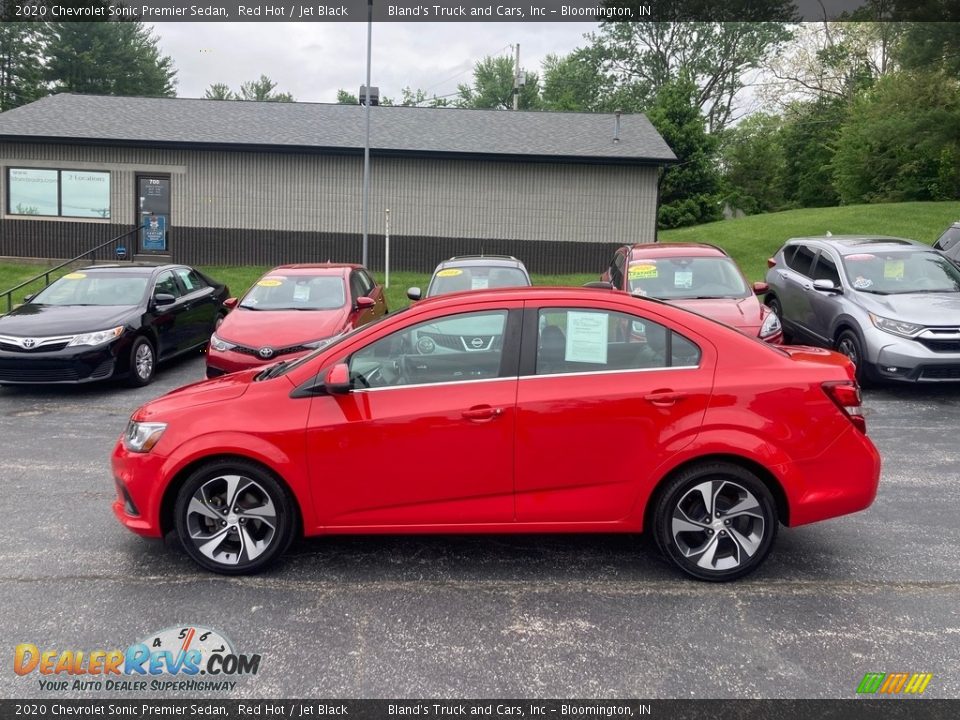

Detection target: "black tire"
[653, 462, 778, 582]
[125, 336, 156, 387]
[835, 329, 872, 386]
[766, 296, 792, 343]
[174, 459, 296, 575]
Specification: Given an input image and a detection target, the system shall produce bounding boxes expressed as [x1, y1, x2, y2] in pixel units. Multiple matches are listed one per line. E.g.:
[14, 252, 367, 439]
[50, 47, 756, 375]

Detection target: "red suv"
[113, 287, 879, 581]
[206, 264, 387, 377]
[603, 243, 782, 344]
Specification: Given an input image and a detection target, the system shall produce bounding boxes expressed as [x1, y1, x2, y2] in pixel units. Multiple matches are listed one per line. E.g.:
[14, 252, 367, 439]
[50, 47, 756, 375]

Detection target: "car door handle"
[644, 390, 686, 407]
[462, 406, 503, 421]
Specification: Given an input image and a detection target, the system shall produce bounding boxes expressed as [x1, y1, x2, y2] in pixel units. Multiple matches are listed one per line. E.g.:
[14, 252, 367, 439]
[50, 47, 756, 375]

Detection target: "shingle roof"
[0, 93, 676, 163]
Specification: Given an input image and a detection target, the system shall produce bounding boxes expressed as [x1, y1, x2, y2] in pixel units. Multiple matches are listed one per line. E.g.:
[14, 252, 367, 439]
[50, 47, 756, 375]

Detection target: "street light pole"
[361, 0, 373, 268]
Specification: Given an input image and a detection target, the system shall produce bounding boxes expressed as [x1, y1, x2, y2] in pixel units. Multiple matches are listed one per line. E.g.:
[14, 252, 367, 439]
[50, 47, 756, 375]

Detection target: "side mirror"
[813, 279, 841, 293]
[324, 363, 351, 394]
[223, 297, 238, 310]
[22, 293, 35, 303]
[406, 287, 422, 302]
[153, 293, 176, 307]
[752, 282, 769, 295]
[356, 296, 375, 309]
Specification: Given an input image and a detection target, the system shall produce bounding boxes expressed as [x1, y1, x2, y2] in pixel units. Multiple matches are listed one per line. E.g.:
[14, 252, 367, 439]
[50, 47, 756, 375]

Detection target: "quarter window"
[7, 168, 111, 219]
[535, 308, 700, 376]
[173, 268, 208, 294]
[348, 310, 509, 389]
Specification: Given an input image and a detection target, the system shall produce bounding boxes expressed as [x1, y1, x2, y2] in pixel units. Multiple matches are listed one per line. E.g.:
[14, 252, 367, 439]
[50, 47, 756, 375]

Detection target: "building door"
[136, 176, 171, 255]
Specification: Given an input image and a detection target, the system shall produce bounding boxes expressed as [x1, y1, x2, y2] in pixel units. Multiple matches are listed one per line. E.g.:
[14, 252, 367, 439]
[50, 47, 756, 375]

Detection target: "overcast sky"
[150, 22, 598, 103]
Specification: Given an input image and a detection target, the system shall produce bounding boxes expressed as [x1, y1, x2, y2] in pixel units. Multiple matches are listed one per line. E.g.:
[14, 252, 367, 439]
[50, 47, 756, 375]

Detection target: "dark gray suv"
[765, 235, 960, 383]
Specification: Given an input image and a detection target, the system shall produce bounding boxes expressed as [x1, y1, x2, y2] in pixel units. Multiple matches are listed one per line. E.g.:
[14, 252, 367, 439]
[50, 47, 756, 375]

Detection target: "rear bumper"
[780, 426, 881, 527]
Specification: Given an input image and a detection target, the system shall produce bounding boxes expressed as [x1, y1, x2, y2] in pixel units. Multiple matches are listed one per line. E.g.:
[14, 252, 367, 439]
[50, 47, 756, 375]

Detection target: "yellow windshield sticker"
[629, 264, 658, 279]
[883, 260, 904, 280]
[63, 272, 86, 280]
[436, 268, 463, 277]
[257, 278, 284, 287]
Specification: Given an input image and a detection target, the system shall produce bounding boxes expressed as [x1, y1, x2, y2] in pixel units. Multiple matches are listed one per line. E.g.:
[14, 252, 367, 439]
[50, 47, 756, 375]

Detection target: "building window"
[7, 168, 111, 219]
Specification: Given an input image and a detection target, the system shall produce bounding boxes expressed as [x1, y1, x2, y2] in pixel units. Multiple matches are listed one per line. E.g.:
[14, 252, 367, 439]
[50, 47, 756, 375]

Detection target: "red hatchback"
[205, 264, 386, 377]
[113, 287, 879, 581]
[603, 243, 783, 344]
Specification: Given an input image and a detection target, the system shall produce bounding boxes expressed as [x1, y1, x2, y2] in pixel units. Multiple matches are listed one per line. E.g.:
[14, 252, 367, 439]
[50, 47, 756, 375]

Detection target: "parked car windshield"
[627, 257, 750, 299]
[240, 275, 346, 310]
[427, 266, 528, 297]
[842, 250, 960, 294]
[32, 273, 148, 306]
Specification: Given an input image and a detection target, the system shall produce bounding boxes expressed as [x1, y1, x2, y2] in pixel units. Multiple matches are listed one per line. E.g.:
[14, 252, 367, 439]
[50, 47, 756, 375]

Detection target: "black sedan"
[0, 264, 229, 386]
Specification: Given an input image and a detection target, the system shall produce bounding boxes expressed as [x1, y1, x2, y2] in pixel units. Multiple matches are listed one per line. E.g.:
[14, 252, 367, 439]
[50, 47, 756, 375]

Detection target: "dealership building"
[0, 93, 675, 273]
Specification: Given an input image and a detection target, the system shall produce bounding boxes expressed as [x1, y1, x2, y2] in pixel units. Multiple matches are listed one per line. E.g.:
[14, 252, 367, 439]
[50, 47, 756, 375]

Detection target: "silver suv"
[765, 235, 960, 383]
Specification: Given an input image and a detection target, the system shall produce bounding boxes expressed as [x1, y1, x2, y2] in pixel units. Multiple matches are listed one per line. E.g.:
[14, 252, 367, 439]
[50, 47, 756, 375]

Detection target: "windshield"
[627, 257, 750, 299]
[842, 251, 960, 294]
[240, 274, 346, 310]
[31, 273, 148, 306]
[427, 265, 529, 297]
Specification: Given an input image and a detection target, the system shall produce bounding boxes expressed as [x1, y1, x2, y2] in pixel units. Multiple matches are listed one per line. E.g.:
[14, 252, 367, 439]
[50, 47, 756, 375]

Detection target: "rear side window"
[785, 245, 817, 277]
[174, 268, 208, 293]
[535, 308, 701, 376]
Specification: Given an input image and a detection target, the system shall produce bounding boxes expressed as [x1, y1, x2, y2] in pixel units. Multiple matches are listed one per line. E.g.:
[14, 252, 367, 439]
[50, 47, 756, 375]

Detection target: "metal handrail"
[1, 227, 140, 314]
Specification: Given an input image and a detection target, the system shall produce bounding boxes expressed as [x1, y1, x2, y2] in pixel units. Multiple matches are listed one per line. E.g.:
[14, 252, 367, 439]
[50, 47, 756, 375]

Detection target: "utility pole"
[361, 0, 373, 268]
[512, 44, 521, 111]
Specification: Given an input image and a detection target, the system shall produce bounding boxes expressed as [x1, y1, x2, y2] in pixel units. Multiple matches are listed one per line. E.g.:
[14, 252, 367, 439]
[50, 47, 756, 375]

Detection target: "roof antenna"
[614, 110, 622, 144]
[825, 231, 832, 237]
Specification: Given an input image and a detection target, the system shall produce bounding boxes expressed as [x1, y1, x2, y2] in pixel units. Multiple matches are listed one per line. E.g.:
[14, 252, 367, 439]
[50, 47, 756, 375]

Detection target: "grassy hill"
[659, 201, 960, 281]
[2, 201, 959, 310]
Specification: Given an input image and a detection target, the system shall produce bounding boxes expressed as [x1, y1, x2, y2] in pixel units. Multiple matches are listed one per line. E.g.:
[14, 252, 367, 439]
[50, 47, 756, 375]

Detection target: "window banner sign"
[0, 700, 955, 720]
[142, 215, 167, 251]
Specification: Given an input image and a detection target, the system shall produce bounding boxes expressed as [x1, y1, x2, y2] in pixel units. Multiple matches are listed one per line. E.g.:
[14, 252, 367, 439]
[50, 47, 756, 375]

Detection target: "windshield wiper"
[257, 360, 290, 381]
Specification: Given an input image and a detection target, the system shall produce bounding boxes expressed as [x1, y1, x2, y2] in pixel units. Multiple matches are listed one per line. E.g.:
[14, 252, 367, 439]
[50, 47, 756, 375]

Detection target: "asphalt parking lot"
[1, 355, 958, 700]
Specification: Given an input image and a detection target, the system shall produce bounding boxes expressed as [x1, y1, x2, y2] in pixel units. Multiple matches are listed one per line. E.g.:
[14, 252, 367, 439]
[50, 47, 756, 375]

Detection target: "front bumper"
[0, 344, 119, 384]
[111, 437, 165, 538]
[866, 334, 960, 382]
[206, 346, 310, 377]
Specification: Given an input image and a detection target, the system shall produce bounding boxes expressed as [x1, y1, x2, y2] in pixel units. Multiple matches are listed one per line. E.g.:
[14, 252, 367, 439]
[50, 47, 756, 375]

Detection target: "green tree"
[646, 76, 721, 228]
[0, 23, 48, 111]
[831, 70, 960, 203]
[541, 49, 606, 112]
[456, 55, 541, 110]
[778, 99, 845, 208]
[45, 21, 176, 97]
[204, 83, 236, 100]
[719, 112, 787, 214]
[590, 13, 793, 132]
[238, 75, 293, 102]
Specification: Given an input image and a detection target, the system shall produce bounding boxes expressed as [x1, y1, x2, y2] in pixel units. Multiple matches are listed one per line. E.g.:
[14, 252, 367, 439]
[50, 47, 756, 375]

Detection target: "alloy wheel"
[135, 342, 154, 380]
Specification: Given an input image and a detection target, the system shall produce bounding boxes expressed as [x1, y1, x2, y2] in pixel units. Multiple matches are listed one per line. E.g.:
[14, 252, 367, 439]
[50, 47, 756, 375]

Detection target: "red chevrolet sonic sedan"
[112, 287, 880, 581]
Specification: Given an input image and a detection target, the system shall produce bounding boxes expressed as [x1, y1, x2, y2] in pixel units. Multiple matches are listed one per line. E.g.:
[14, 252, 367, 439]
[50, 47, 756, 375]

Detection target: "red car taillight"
[822, 381, 866, 434]
[767, 257, 777, 268]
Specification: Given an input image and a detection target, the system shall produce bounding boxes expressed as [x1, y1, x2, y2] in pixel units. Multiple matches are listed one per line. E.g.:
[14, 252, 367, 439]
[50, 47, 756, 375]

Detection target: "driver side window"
[348, 310, 508, 389]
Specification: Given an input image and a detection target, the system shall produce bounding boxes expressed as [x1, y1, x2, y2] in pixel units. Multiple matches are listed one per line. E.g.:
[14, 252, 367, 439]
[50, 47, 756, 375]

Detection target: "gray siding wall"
[1, 142, 658, 241]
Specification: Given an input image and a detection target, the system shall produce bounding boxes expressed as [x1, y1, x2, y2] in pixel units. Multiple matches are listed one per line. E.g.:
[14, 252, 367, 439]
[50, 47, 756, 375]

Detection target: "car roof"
[785, 235, 929, 254]
[267, 263, 357, 276]
[626, 242, 730, 260]
[413, 285, 651, 309]
[437, 255, 526, 270]
[77, 263, 175, 274]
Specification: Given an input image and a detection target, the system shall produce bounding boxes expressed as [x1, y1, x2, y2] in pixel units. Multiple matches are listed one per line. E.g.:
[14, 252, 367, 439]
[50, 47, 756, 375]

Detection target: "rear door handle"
[462, 406, 503, 422]
[644, 390, 686, 407]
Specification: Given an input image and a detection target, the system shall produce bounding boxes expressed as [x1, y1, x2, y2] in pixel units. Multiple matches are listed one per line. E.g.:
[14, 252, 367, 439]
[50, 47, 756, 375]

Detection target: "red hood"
[133, 370, 259, 420]
[217, 307, 350, 348]
[668, 296, 765, 335]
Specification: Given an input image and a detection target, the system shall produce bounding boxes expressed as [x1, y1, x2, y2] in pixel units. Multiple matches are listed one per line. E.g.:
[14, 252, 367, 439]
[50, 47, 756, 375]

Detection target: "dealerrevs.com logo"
[856, 672, 933, 695]
[14, 625, 260, 693]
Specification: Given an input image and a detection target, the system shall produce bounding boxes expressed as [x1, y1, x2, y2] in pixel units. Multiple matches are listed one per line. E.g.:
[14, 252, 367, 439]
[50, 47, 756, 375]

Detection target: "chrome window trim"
[353, 375, 516, 393]
[524, 365, 701, 380]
